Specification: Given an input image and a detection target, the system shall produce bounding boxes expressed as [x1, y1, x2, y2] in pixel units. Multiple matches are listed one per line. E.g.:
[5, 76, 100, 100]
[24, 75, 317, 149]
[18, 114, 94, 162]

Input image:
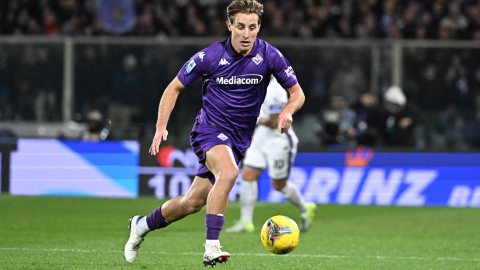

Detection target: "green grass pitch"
[1, 195, 479, 269]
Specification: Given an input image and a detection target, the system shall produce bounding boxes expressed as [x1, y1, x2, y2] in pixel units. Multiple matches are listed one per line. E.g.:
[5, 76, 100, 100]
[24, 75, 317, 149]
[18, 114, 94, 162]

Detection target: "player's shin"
[226, 179, 256, 233]
[205, 213, 225, 248]
[280, 181, 308, 213]
[240, 179, 258, 224]
[280, 182, 316, 231]
[203, 214, 230, 266]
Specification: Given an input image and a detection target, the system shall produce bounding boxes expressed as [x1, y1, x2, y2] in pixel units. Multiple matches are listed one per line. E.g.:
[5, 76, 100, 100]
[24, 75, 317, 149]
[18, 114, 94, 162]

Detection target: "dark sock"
[146, 206, 170, 231]
[205, 214, 225, 240]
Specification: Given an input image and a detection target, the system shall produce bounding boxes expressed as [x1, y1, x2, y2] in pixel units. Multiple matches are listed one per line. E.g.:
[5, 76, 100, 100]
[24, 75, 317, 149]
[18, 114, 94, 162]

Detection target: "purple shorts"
[189, 120, 246, 184]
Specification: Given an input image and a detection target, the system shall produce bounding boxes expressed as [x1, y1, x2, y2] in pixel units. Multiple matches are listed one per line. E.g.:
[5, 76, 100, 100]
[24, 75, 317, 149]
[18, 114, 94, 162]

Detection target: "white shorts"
[243, 125, 298, 180]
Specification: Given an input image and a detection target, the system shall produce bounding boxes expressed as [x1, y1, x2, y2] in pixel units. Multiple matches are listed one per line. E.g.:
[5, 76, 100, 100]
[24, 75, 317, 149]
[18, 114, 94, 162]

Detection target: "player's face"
[227, 13, 261, 56]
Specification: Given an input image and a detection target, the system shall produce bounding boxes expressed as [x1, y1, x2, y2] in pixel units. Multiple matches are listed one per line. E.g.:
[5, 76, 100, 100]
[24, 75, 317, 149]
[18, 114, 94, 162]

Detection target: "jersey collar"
[226, 37, 259, 58]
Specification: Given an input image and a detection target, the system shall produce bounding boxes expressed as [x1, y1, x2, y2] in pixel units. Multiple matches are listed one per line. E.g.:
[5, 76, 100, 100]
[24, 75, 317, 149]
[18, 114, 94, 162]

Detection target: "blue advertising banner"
[10, 139, 139, 198]
[5, 140, 479, 206]
[257, 150, 480, 207]
[139, 146, 480, 207]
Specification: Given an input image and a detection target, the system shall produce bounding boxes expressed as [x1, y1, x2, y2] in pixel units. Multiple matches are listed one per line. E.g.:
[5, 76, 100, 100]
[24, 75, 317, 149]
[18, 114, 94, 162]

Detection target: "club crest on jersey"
[252, 54, 263, 65]
[186, 60, 196, 74]
[217, 133, 228, 141]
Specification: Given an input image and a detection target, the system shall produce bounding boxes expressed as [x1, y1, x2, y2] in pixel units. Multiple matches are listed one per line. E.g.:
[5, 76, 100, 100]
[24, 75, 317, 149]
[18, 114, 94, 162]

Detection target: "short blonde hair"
[227, 0, 264, 24]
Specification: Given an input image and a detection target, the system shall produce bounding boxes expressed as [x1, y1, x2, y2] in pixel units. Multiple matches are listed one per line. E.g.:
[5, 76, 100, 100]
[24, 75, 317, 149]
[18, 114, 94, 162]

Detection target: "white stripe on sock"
[137, 217, 150, 236]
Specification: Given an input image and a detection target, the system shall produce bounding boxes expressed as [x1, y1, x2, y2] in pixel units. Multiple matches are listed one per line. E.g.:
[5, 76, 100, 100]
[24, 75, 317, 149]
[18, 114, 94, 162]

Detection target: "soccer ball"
[260, 215, 300, 254]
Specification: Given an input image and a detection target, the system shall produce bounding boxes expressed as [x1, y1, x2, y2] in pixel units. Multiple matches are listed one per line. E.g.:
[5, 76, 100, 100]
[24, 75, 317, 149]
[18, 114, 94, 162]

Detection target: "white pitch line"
[1, 248, 479, 262]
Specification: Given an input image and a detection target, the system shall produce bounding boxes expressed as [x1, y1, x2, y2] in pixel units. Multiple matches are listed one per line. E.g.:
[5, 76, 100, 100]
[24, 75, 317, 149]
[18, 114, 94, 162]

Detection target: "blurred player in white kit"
[227, 76, 316, 233]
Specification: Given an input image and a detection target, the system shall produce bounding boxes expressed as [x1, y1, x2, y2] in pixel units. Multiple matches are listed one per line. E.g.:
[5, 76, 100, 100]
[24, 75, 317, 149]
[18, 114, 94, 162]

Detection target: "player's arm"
[277, 83, 305, 134]
[149, 77, 185, 155]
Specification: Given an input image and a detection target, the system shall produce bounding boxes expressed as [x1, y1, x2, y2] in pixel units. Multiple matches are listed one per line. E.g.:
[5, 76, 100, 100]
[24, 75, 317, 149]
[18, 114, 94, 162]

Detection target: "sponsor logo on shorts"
[216, 74, 263, 85]
[217, 133, 228, 141]
[186, 60, 196, 74]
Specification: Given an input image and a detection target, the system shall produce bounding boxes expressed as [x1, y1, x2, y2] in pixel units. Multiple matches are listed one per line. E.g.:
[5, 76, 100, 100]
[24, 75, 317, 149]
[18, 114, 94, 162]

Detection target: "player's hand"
[149, 129, 168, 155]
[277, 111, 293, 134]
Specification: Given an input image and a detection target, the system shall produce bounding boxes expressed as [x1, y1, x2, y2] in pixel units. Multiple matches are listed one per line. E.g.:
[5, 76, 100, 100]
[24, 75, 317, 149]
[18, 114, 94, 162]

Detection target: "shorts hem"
[198, 143, 233, 164]
[243, 164, 266, 172]
[270, 175, 290, 181]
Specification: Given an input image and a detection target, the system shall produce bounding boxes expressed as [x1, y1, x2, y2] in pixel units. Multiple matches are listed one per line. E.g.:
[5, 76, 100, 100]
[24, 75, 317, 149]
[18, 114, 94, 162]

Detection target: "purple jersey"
[177, 37, 298, 148]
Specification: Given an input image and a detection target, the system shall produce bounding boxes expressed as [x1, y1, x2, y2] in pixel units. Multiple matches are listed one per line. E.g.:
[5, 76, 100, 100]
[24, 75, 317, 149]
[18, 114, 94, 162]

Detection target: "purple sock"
[146, 206, 170, 231]
[205, 214, 225, 240]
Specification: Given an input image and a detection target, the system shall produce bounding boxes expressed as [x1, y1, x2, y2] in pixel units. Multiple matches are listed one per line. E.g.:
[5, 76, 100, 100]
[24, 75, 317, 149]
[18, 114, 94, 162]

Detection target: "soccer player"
[226, 76, 316, 234]
[124, 0, 305, 267]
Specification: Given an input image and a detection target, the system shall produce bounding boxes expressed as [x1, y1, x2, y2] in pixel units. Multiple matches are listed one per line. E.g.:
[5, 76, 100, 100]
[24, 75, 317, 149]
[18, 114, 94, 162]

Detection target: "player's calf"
[181, 196, 206, 215]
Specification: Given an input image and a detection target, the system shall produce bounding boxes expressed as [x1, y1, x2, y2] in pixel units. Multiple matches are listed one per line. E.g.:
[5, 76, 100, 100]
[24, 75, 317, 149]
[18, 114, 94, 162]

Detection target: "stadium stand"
[2, 0, 480, 39]
[1, 0, 480, 152]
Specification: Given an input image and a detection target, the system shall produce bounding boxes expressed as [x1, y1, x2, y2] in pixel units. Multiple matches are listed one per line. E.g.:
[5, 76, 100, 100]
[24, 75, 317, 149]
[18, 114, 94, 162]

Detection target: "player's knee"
[220, 167, 239, 182]
[214, 168, 238, 189]
[242, 168, 259, 181]
[272, 180, 287, 191]
[182, 197, 206, 214]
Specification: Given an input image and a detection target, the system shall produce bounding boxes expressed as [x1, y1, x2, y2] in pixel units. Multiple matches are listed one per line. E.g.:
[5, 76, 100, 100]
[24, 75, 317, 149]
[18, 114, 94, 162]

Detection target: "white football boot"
[124, 215, 145, 263]
[203, 244, 230, 267]
[225, 220, 254, 233]
[300, 202, 317, 232]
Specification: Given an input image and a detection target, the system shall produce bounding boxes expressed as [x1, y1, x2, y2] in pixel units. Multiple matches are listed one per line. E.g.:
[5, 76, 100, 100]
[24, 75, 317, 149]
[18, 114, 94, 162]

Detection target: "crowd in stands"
[2, 0, 480, 151]
[2, 0, 480, 39]
[308, 45, 480, 151]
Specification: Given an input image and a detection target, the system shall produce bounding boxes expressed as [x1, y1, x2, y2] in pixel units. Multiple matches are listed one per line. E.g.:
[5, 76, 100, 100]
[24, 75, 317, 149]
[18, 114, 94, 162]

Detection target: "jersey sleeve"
[176, 43, 221, 87]
[176, 52, 207, 87]
[267, 44, 298, 89]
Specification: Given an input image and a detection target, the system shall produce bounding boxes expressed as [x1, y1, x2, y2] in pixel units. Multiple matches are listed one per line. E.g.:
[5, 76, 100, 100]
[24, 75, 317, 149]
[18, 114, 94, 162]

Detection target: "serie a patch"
[186, 60, 196, 74]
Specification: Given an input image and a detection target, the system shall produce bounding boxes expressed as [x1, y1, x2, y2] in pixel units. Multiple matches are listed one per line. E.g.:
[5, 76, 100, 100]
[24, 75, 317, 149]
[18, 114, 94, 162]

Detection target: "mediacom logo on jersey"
[216, 74, 263, 85]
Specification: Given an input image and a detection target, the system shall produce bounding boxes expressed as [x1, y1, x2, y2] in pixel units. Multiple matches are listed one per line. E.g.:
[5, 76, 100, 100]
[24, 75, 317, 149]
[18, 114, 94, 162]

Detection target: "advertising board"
[8, 139, 139, 197]
[140, 146, 480, 207]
